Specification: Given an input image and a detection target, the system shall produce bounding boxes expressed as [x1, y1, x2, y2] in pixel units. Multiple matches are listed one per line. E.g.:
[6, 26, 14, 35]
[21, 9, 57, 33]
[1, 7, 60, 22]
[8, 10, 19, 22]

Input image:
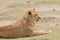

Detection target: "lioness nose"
[39, 17, 41, 19]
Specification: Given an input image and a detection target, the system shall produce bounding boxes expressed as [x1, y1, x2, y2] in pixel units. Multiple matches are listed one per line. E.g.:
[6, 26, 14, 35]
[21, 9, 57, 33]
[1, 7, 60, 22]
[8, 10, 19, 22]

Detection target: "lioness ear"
[28, 11, 32, 15]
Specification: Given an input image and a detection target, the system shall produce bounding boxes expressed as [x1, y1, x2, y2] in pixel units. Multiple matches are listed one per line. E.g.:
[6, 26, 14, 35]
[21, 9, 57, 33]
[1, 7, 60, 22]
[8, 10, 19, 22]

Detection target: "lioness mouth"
[36, 20, 39, 22]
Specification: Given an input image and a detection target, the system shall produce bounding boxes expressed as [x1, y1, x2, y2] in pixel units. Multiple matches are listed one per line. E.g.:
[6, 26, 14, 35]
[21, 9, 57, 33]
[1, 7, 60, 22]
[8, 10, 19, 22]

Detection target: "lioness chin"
[0, 8, 50, 38]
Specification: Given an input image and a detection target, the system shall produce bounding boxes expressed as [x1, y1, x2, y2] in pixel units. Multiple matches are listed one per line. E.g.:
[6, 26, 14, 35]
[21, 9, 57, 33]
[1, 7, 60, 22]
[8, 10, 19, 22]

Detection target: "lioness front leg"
[32, 30, 52, 36]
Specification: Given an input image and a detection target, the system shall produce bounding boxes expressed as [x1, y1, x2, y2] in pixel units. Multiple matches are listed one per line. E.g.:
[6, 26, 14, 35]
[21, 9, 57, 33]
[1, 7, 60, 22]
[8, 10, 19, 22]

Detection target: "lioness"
[0, 9, 50, 38]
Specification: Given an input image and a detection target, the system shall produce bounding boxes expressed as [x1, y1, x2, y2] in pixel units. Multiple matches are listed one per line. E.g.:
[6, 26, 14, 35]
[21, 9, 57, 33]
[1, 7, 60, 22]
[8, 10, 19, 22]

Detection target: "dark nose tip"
[39, 17, 41, 19]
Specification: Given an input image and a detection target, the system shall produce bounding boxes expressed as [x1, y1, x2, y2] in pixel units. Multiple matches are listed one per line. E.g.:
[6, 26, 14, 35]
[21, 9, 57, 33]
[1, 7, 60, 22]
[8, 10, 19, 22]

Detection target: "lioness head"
[27, 8, 41, 22]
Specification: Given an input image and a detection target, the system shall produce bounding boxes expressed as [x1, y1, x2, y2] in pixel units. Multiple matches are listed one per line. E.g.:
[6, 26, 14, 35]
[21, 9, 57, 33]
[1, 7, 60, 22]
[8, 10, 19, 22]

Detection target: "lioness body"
[0, 9, 49, 38]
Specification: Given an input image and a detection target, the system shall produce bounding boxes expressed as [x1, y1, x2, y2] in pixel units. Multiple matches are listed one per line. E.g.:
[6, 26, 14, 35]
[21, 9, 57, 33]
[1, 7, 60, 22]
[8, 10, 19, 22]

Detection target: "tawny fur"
[0, 9, 49, 38]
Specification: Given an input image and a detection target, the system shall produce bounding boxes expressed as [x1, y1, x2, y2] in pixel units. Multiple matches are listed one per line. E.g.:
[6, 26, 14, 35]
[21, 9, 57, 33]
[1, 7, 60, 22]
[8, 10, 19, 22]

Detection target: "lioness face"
[28, 9, 41, 22]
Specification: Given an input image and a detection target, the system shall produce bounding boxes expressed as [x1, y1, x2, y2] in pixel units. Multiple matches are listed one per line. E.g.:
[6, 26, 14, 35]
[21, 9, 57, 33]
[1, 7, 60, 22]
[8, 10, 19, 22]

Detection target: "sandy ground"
[36, 5, 60, 11]
[0, 20, 16, 26]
